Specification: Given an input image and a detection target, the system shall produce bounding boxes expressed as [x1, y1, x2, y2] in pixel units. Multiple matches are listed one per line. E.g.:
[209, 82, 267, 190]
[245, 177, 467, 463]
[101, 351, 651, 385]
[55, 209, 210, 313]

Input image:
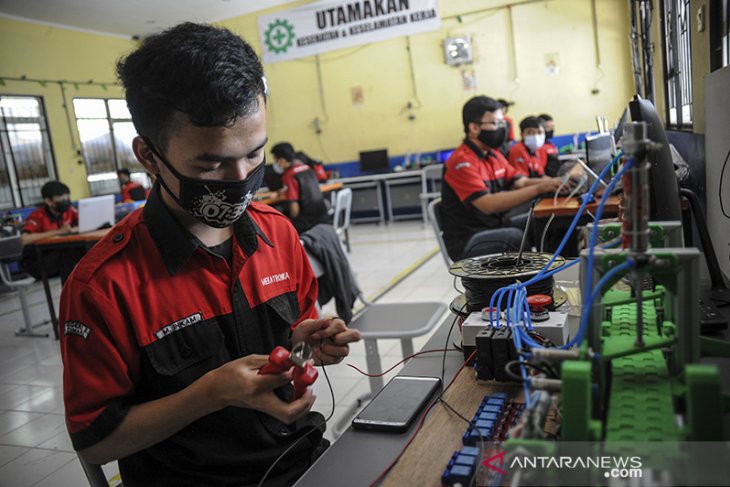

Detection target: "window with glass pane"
[73, 98, 147, 196]
[661, 0, 693, 128]
[0, 96, 57, 209]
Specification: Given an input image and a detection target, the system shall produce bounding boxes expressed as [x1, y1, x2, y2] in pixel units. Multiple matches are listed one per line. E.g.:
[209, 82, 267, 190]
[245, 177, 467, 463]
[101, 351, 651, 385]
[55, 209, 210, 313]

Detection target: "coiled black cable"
[461, 275, 555, 313]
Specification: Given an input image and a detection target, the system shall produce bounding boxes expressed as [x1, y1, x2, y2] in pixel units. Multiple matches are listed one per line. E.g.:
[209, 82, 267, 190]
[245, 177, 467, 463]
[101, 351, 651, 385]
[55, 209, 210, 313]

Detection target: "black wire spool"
[448, 252, 567, 313]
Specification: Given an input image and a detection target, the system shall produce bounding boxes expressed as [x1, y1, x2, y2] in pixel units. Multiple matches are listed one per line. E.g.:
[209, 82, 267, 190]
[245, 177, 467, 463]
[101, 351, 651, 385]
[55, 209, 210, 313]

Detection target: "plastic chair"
[332, 188, 352, 252]
[0, 235, 51, 338]
[307, 233, 447, 432]
[419, 164, 443, 223]
[427, 198, 453, 267]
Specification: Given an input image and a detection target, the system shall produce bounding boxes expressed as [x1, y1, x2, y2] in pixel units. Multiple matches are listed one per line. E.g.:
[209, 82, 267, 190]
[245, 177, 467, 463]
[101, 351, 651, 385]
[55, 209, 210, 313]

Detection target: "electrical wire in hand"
[257, 362, 336, 487]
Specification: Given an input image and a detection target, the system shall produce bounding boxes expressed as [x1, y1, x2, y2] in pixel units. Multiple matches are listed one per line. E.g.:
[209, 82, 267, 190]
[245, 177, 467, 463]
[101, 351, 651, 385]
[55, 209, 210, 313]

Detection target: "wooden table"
[34, 229, 110, 338]
[255, 182, 343, 206]
[534, 195, 620, 218]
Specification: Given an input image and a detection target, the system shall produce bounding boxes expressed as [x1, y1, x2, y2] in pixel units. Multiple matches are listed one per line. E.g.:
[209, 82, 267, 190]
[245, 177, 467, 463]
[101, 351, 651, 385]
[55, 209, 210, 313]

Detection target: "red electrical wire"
[346, 348, 460, 377]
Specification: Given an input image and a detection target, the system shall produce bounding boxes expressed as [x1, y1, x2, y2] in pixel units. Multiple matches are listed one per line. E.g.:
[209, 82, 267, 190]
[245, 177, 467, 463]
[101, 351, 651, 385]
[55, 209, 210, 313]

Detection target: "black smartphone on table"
[351, 375, 441, 433]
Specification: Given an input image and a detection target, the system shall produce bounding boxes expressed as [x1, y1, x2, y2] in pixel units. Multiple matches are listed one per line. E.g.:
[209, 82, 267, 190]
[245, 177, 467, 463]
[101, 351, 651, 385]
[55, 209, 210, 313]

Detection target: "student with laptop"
[20, 180, 81, 282]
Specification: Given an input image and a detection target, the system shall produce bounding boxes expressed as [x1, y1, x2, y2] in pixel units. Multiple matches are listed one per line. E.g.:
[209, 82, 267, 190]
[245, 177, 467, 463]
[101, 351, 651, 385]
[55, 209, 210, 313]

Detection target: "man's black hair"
[519, 116, 544, 133]
[116, 22, 265, 151]
[117, 168, 131, 177]
[41, 181, 70, 200]
[462, 96, 501, 135]
[538, 113, 554, 122]
[271, 142, 295, 162]
[295, 151, 320, 167]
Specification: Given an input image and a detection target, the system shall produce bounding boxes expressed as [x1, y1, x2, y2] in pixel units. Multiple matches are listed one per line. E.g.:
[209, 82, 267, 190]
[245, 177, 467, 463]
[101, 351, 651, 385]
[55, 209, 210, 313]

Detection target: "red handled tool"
[259, 342, 318, 400]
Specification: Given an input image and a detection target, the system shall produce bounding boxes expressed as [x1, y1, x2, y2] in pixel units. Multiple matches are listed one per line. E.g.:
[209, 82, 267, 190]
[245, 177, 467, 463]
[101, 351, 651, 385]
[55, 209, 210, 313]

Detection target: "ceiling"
[0, 0, 297, 39]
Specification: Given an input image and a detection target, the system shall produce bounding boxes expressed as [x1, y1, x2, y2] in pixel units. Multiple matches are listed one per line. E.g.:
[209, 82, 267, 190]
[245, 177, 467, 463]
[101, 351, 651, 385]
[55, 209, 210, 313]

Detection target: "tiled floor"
[0, 219, 455, 486]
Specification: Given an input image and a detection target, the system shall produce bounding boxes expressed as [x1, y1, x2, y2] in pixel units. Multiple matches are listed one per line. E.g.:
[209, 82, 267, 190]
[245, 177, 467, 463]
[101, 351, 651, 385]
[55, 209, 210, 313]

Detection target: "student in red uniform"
[538, 113, 561, 176]
[59, 23, 360, 487]
[296, 151, 329, 183]
[440, 96, 563, 260]
[20, 180, 80, 281]
[117, 168, 147, 201]
[497, 99, 515, 142]
[272, 143, 330, 234]
[508, 116, 549, 178]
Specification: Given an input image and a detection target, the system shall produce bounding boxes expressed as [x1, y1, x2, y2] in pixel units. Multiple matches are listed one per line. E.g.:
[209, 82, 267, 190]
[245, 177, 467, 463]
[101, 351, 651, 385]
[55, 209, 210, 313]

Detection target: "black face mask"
[54, 201, 70, 214]
[477, 127, 506, 150]
[545, 130, 554, 141]
[143, 137, 265, 228]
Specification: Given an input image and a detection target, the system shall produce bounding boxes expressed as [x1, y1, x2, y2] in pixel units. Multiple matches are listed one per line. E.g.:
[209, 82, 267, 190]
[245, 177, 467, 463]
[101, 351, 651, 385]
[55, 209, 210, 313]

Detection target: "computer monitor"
[359, 149, 390, 174]
[263, 164, 283, 191]
[614, 107, 629, 145]
[628, 95, 682, 222]
[78, 194, 115, 233]
[585, 132, 614, 183]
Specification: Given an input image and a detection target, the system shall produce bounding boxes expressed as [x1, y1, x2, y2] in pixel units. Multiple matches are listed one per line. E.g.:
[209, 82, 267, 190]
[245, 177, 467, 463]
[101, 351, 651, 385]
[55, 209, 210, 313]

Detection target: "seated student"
[497, 99, 516, 143]
[117, 168, 147, 201]
[272, 142, 330, 234]
[295, 151, 328, 183]
[508, 116, 549, 178]
[538, 113, 561, 176]
[20, 180, 81, 282]
[440, 96, 563, 261]
[60, 23, 360, 487]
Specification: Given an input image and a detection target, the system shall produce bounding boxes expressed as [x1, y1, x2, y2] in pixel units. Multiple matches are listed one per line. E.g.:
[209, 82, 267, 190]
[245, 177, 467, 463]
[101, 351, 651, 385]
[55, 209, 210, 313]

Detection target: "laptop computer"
[77, 195, 115, 233]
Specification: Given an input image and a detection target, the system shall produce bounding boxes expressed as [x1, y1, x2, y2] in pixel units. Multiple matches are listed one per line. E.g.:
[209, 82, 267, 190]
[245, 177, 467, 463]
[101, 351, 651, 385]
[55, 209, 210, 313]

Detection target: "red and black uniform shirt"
[281, 162, 329, 234]
[311, 163, 328, 183]
[60, 185, 321, 486]
[22, 205, 78, 234]
[508, 141, 548, 178]
[440, 139, 522, 260]
[504, 115, 515, 142]
[120, 181, 147, 202]
[538, 141, 560, 176]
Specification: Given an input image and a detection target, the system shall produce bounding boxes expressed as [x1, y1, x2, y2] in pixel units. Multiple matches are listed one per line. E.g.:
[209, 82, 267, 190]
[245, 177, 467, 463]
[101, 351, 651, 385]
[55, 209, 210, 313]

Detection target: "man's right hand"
[537, 177, 564, 194]
[203, 354, 315, 425]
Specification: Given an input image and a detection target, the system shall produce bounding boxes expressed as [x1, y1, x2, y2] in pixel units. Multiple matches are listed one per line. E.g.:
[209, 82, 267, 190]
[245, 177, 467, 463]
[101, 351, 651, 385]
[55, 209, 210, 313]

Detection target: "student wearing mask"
[538, 113, 561, 176]
[272, 142, 330, 234]
[59, 23, 360, 487]
[508, 116, 549, 178]
[440, 96, 563, 260]
[117, 168, 147, 201]
[20, 180, 80, 281]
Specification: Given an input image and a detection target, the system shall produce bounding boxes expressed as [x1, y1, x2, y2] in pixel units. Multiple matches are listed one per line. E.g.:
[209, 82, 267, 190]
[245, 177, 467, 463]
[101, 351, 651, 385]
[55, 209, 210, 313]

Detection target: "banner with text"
[257, 0, 440, 64]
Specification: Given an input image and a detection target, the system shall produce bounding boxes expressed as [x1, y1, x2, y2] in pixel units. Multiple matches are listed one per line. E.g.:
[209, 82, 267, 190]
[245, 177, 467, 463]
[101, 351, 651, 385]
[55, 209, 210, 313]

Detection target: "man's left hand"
[292, 317, 361, 365]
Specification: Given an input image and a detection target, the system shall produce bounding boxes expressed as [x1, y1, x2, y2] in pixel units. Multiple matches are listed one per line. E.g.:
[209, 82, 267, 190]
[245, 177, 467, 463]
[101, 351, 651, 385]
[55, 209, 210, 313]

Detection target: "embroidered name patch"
[155, 313, 202, 339]
[455, 162, 471, 170]
[64, 321, 91, 340]
[261, 272, 290, 286]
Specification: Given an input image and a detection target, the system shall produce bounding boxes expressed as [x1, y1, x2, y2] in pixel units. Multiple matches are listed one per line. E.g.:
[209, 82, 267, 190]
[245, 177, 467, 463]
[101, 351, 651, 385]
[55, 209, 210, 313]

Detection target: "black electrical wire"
[461, 275, 555, 313]
[257, 362, 335, 487]
[504, 360, 557, 383]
